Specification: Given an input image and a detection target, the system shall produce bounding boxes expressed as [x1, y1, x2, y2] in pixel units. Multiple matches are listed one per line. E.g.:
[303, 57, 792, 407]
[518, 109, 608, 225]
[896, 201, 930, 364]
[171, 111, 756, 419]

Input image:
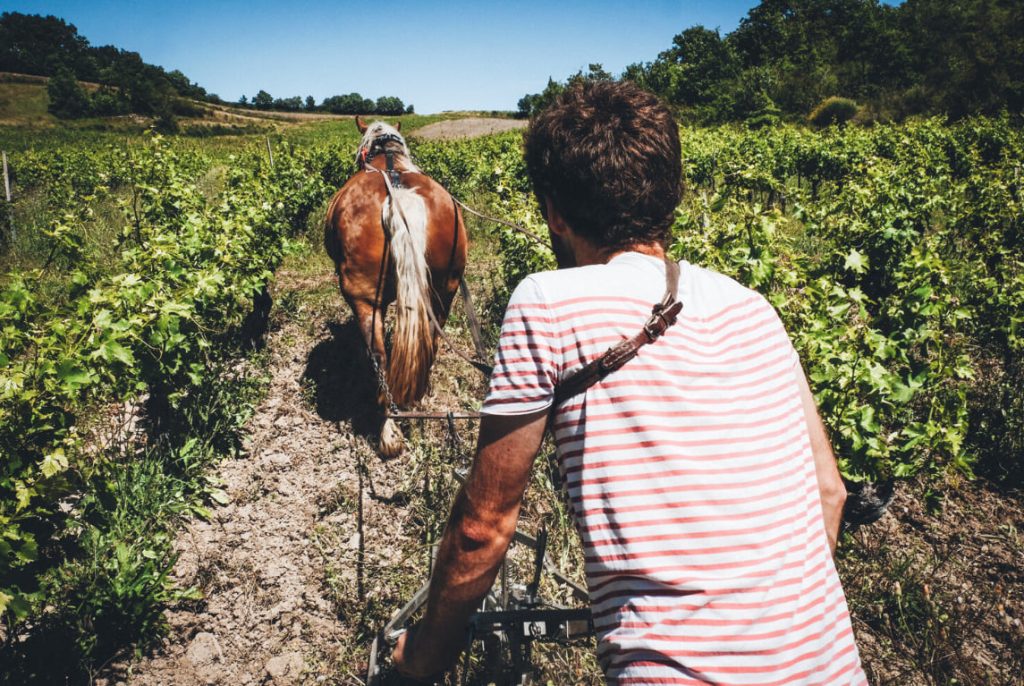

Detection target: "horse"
[324, 117, 468, 457]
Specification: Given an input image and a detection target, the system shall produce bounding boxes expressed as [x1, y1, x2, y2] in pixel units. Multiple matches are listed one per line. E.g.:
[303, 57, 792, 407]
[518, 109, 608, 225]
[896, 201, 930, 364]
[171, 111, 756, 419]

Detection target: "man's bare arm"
[392, 409, 549, 679]
[796, 365, 847, 554]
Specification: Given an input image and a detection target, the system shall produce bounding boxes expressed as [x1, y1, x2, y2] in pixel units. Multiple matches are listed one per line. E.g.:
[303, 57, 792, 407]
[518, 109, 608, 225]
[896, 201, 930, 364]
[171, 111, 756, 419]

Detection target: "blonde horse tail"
[383, 188, 434, 406]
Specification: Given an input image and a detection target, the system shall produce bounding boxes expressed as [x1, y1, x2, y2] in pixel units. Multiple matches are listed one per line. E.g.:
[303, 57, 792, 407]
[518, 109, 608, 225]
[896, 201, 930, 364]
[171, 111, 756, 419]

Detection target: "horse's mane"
[357, 122, 420, 172]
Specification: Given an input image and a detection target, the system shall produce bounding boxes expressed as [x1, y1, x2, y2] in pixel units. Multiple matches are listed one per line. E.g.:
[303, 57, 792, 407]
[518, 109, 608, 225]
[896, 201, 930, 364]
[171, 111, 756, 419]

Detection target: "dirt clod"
[265, 651, 304, 681]
[185, 632, 221, 667]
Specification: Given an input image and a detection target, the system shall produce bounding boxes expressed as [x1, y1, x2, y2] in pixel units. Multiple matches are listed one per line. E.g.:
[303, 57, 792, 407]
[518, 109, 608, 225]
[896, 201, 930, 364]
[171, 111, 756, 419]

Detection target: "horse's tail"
[383, 188, 434, 406]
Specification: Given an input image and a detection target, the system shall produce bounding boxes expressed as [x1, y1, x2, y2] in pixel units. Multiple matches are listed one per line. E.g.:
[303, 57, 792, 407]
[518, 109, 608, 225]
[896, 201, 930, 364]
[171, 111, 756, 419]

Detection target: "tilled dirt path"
[412, 117, 527, 140]
[108, 265, 476, 686]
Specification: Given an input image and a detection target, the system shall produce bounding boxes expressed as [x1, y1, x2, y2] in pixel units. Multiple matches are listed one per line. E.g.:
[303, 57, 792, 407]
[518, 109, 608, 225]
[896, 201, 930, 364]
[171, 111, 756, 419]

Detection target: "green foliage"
[252, 89, 273, 109]
[517, 65, 613, 118]
[375, 96, 405, 116]
[313, 91, 411, 116]
[1, 11, 211, 107]
[46, 65, 91, 119]
[0, 132, 333, 650]
[543, 0, 1024, 123]
[808, 96, 859, 128]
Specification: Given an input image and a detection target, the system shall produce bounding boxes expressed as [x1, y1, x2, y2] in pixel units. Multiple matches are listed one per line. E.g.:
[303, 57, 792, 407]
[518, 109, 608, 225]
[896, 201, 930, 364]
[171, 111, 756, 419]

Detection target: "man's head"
[523, 80, 682, 258]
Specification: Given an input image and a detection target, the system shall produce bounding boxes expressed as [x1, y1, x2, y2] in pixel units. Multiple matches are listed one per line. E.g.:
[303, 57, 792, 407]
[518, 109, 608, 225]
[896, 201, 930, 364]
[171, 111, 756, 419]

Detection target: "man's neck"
[573, 241, 666, 267]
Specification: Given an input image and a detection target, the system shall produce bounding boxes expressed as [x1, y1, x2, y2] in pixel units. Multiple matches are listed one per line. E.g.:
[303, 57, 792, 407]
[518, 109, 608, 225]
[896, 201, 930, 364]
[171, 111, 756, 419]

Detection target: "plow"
[366, 495, 594, 685]
[363, 413, 594, 686]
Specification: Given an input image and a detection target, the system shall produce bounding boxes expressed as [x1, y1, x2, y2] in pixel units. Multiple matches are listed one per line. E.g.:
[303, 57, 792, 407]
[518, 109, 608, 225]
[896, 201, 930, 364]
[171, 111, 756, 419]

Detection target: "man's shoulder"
[513, 257, 771, 316]
[683, 262, 769, 311]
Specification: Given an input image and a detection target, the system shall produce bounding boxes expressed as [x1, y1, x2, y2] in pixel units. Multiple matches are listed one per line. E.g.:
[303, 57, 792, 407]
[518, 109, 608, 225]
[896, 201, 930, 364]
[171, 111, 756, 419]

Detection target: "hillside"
[0, 73, 329, 129]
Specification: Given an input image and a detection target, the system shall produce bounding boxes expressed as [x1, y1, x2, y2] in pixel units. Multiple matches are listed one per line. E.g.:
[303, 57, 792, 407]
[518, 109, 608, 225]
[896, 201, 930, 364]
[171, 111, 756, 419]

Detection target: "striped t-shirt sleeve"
[482, 277, 560, 415]
[758, 294, 802, 372]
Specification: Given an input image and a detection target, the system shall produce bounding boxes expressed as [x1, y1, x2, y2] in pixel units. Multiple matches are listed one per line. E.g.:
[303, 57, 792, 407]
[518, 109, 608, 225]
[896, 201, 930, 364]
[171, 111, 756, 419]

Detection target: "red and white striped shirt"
[483, 252, 866, 685]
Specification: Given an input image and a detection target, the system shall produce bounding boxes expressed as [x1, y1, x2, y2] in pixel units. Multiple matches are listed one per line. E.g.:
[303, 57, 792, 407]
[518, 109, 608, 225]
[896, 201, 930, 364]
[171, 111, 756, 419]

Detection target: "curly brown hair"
[523, 80, 682, 251]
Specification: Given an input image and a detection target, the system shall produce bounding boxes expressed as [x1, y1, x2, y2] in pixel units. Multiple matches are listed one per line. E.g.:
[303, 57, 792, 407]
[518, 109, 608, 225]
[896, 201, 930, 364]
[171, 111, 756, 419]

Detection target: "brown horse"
[324, 117, 467, 457]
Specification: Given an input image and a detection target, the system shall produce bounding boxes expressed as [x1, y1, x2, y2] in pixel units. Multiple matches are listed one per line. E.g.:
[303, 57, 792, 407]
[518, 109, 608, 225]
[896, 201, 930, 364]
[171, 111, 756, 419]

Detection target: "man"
[394, 81, 866, 685]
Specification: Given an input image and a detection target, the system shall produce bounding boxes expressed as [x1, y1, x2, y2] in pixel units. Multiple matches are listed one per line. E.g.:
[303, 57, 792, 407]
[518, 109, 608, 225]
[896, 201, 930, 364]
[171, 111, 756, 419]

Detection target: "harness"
[361, 133, 405, 188]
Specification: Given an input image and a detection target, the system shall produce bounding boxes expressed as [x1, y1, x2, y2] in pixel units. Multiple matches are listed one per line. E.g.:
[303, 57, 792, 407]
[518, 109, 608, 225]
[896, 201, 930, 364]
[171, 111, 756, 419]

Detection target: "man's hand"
[390, 625, 437, 683]
[392, 409, 549, 678]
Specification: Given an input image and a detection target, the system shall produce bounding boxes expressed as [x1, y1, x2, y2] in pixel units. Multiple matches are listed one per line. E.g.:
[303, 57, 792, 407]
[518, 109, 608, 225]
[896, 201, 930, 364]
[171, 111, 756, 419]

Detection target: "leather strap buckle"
[643, 300, 681, 341]
[643, 310, 667, 340]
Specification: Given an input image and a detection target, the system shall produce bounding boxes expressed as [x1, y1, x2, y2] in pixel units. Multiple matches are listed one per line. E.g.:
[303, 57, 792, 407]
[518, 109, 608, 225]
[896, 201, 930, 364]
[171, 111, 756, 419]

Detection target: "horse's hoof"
[378, 418, 405, 459]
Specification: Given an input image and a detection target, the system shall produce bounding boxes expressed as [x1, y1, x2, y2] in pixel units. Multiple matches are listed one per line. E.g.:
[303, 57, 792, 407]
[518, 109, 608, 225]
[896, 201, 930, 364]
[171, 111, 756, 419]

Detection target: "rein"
[452, 199, 549, 248]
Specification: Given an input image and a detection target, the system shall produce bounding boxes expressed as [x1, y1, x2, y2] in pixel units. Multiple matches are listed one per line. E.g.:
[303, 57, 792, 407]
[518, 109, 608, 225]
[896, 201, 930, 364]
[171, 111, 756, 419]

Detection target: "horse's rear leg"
[352, 298, 404, 459]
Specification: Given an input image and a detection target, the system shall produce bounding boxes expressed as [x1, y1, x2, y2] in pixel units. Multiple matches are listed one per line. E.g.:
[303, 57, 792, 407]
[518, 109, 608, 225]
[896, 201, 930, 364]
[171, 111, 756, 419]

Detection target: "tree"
[165, 69, 206, 99]
[663, 27, 740, 107]
[519, 64, 616, 118]
[0, 12, 93, 78]
[305, 95, 316, 111]
[90, 84, 128, 116]
[47, 65, 91, 118]
[252, 90, 273, 110]
[517, 77, 566, 118]
[375, 96, 405, 115]
[273, 95, 303, 111]
[321, 92, 369, 114]
[405, 103, 415, 114]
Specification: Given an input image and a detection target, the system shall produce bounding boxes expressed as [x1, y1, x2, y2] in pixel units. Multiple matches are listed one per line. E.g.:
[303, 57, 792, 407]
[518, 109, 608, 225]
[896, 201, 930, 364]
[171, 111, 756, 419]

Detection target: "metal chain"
[368, 349, 400, 417]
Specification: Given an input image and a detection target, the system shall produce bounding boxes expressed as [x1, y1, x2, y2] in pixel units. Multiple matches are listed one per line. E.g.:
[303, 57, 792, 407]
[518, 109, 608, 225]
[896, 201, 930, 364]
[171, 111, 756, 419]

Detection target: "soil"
[411, 118, 528, 140]
[103, 271, 378, 686]
[840, 477, 1024, 685]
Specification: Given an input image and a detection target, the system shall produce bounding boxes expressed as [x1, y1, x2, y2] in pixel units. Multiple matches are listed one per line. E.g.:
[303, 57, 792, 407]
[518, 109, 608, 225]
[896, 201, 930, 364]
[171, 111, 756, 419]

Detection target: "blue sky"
[6, 1, 890, 113]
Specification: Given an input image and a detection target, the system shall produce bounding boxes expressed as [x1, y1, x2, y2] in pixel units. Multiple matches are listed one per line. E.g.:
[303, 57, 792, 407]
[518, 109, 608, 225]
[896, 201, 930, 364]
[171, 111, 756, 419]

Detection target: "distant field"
[412, 117, 528, 140]
[0, 82, 56, 126]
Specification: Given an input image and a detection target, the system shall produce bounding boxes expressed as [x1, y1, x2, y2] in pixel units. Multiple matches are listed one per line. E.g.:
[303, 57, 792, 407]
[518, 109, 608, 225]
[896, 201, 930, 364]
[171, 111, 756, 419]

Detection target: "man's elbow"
[820, 478, 847, 511]
[453, 512, 516, 559]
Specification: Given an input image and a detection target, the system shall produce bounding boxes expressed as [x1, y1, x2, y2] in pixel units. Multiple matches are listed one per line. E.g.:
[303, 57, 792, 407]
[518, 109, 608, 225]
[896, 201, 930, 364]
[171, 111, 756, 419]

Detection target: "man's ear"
[544, 197, 571, 238]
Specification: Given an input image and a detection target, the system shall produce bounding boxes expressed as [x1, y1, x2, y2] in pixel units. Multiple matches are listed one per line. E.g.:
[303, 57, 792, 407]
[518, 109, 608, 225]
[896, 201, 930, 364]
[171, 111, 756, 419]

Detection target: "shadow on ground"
[302, 319, 380, 439]
[0, 620, 132, 686]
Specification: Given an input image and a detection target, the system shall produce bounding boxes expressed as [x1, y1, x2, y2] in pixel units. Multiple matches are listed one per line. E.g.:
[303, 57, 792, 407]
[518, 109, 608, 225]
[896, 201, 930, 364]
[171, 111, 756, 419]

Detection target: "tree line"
[0, 12, 414, 122]
[518, 0, 1024, 124]
[239, 90, 413, 115]
[1, 12, 213, 126]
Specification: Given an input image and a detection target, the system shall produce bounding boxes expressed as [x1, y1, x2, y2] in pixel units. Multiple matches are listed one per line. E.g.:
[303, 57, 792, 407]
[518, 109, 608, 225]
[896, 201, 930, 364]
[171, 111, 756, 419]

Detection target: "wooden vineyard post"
[2, 151, 10, 202]
[265, 136, 274, 168]
[2, 150, 13, 243]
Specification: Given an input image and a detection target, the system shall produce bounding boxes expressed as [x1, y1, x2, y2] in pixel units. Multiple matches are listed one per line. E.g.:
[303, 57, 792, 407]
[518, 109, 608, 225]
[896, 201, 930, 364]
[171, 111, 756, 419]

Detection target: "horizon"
[4, 1, 773, 114]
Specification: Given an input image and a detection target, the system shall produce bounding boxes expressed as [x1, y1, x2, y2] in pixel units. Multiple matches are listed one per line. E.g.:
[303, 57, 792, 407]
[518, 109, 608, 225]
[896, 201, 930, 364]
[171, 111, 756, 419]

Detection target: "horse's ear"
[355, 116, 367, 133]
[394, 121, 401, 132]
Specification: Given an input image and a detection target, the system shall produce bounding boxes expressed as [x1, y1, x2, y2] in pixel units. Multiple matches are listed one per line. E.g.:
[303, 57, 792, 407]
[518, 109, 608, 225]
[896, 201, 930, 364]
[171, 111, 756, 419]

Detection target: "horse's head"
[355, 116, 409, 167]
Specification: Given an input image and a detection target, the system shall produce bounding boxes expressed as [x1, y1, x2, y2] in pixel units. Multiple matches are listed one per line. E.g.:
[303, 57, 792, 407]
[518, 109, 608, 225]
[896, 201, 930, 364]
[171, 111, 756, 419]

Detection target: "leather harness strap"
[384, 150, 402, 188]
[553, 258, 683, 405]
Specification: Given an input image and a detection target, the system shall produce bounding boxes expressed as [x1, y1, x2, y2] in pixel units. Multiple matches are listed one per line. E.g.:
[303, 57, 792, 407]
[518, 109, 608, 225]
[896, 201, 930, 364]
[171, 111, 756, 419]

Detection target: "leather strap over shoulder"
[553, 258, 683, 405]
